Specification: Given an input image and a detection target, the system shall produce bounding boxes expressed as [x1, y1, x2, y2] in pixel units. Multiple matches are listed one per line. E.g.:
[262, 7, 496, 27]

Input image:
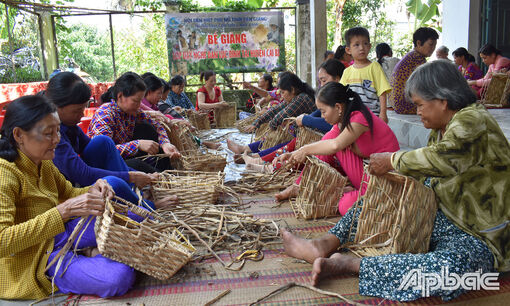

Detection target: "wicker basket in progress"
[214, 102, 237, 128]
[260, 124, 295, 150]
[152, 170, 225, 205]
[253, 122, 270, 142]
[165, 124, 199, 154]
[346, 171, 437, 257]
[291, 156, 348, 219]
[235, 113, 259, 133]
[481, 73, 509, 107]
[95, 197, 195, 280]
[177, 150, 227, 172]
[185, 110, 210, 130]
[295, 126, 324, 150]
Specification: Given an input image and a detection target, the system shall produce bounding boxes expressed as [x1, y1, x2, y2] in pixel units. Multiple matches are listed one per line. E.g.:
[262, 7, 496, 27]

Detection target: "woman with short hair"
[282, 60, 510, 301]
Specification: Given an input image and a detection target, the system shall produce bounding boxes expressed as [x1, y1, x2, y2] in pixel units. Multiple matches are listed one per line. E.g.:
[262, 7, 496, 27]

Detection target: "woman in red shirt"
[196, 71, 229, 123]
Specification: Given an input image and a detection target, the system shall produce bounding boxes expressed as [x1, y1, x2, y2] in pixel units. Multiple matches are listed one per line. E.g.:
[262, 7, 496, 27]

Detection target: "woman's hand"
[138, 140, 159, 155]
[245, 125, 256, 133]
[162, 143, 181, 158]
[295, 114, 305, 127]
[57, 193, 106, 219]
[368, 152, 394, 176]
[129, 171, 158, 189]
[173, 106, 183, 113]
[272, 152, 293, 168]
[288, 148, 308, 165]
[89, 178, 115, 200]
[242, 82, 253, 89]
[154, 195, 179, 209]
[218, 101, 230, 108]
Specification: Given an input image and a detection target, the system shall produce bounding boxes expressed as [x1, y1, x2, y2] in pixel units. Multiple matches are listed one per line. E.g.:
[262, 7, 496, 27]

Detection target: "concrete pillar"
[38, 11, 57, 79]
[296, 0, 311, 84]
[310, 0, 327, 88]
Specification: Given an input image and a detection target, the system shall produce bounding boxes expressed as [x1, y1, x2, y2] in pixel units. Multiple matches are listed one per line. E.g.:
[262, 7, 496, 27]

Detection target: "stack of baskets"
[214, 102, 237, 128]
[152, 170, 225, 205]
[95, 197, 195, 280]
[184, 110, 210, 130]
[346, 171, 437, 257]
[480, 72, 510, 107]
[291, 156, 348, 219]
[295, 126, 324, 150]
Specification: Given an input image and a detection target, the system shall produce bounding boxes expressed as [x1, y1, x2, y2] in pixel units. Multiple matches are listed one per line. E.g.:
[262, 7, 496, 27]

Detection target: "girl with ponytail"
[275, 82, 400, 215]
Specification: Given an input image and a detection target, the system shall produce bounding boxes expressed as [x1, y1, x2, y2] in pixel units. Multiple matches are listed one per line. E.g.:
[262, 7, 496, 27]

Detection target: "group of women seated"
[1, 41, 510, 303]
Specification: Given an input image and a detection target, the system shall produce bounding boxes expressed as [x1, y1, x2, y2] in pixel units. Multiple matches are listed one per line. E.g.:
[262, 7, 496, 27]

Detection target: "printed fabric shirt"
[53, 123, 129, 186]
[458, 62, 483, 81]
[389, 50, 426, 114]
[392, 103, 510, 272]
[253, 92, 316, 130]
[340, 62, 391, 115]
[87, 100, 171, 158]
[163, 91, 194, 110]
[0, 151, 88, 299]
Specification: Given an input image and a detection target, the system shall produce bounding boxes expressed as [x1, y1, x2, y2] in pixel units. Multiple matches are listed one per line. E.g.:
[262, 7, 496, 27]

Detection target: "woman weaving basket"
[0, 96, 145, 299]
[281, 60, 510, 301]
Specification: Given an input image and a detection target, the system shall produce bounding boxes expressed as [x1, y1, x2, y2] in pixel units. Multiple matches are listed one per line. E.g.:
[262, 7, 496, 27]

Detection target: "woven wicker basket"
[185, 110, 210, 130]
[214, 102, 237, 128]
[95, 197, 195, 280]
[500, 76, 510, 107]
[152, 170, 224, 205]
[291, 156, 348, 219]
[235, 113, 260, 133]
[260, 124, 295, 150]
[481, 73, 509, 107]
[253, 123, 270, 142]
[175, 150, 227, 172]
[346, 171, 437, 257]
[164, 124, 199, 154]
[295, 126, 324, 150]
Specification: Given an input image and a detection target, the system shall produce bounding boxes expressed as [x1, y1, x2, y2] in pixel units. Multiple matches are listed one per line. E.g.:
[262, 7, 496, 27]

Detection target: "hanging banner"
[165, 11, 285, 75]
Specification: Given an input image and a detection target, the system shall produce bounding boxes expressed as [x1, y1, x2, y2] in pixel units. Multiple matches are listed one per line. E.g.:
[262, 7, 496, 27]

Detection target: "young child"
[340, 27, 391, 123]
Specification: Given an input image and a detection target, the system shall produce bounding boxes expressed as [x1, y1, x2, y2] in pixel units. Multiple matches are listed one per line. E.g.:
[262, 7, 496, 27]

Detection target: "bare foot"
[275, 184, 299, 202]
[282, 229, 340, 264]
[242, 153, 264, 165]
[227, 139, 249, 154]
[203, 141, 221, 150]
[311, 253, 361, 286]
[83, 247, 100, 257]
[154, 195, 179, 209]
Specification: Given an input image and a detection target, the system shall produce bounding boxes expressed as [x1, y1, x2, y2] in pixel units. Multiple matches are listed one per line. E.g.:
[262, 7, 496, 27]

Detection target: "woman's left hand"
[162, 143, 181, 159]
[295, 114, 305, 127]
[368, 152, 394, 176]
[89, 179, 115, 200]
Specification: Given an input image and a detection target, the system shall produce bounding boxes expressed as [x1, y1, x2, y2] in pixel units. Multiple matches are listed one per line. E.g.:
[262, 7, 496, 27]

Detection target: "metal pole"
[5, 4, 17, 82]
[109, 14, 117, 79]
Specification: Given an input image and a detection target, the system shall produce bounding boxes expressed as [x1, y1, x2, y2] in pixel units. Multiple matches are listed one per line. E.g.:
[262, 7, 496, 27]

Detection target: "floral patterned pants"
[329, 201, 495, 301]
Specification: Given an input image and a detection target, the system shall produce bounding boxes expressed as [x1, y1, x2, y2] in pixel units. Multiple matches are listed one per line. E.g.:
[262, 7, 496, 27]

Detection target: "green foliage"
[181, 0, 260, 12]
[57, 24, 114, 82]
[406, 0, 441, 30]
[340, 0, 395, 59]
[0, 66, 43, 84]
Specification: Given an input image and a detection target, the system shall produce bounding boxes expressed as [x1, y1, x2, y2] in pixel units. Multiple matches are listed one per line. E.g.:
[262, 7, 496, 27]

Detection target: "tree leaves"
[406, 0, 441, 30]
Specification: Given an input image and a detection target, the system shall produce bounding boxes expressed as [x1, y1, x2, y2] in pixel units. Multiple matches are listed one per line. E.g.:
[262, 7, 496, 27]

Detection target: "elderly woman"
[281, 60, 510, 301]
[0, 96, 139, 299]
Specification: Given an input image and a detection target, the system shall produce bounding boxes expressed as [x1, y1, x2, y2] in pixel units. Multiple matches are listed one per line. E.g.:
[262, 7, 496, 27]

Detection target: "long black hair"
[101, 72, 147, 102]
[317, 82, 373, 134]
[452, 47, 476, 63]
[0, 95, 57, 162]
[44, 72, 91, 108]
[376, 43, 392, 65]
[200, 70, 215, 83]
[261, 74, 274, 90]
[479, 44, 502, 56]
[278, 72, 315, 100]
